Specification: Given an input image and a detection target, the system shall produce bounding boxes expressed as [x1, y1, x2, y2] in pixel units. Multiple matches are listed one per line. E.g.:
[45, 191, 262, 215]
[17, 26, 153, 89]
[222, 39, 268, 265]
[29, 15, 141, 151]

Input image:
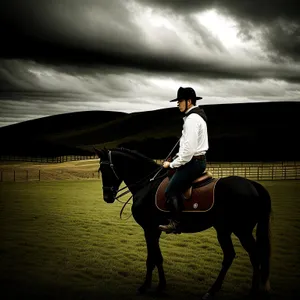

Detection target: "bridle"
[99, 150, 167, 219]
[100, 150, 134, 204]
[100, 150, 123, 196]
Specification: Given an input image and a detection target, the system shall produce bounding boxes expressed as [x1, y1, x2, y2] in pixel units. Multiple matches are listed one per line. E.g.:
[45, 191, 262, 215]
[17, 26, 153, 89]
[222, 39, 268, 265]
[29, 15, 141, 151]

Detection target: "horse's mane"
[113, 147, 158, 166]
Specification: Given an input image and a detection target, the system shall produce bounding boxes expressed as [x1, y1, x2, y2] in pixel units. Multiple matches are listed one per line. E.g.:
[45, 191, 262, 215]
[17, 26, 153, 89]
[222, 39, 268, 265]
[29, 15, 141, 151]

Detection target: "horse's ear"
[94, 147, 105, 159]
[94, 147, 109, 159]
[93, 147, 100, 158]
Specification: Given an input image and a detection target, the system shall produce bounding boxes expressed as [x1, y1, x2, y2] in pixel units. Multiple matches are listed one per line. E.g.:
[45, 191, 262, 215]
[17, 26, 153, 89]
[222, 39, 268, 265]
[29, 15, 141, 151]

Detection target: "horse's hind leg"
[138, 228, 166, 294]
[203, 230, 236, 300]
[235, 230, 260, 295]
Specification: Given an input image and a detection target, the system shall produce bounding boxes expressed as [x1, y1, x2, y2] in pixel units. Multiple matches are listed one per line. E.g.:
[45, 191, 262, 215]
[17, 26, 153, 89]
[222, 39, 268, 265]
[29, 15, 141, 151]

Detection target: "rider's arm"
[170, 115, 199, 168]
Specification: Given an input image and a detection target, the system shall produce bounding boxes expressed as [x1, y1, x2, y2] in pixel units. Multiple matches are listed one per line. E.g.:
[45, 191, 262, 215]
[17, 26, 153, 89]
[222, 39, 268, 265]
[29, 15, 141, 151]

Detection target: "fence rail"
[0, 169, 100, 182]
[1, 165, 299, 182]
[1, 155, 300, 166]
[0, 155, 98, 163]
[207, 165, 300, 180]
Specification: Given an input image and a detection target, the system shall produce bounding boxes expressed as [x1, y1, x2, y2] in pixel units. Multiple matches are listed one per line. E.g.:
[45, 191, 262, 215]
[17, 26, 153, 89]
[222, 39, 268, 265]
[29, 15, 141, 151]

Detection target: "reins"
[115, 167, 167, 220]
[115, 166, 166, 200]
[100, 141, 180, 220]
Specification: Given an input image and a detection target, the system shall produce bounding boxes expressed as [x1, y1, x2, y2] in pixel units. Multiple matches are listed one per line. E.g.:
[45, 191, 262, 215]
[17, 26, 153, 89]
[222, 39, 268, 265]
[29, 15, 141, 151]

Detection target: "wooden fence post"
[14, 170, 16, 182]
[39, 170, 41, 181]
[26, 170, 29, 181]
[0, 171, 2, 182]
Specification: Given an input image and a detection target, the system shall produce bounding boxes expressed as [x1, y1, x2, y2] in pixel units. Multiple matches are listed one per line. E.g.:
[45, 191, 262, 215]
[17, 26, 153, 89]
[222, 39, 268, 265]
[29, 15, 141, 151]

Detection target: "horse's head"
[94, 147, 122, 203]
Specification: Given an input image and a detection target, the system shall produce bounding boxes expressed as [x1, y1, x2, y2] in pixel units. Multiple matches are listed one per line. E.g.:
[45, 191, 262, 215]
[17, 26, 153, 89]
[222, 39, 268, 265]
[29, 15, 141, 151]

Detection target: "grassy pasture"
[0, 176, 300, 299]
[0, 159, 100, 181]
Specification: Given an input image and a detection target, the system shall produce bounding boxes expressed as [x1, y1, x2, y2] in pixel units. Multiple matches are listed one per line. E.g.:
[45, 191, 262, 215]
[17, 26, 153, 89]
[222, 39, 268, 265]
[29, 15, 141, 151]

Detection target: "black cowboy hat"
[170, 87, 202, 102]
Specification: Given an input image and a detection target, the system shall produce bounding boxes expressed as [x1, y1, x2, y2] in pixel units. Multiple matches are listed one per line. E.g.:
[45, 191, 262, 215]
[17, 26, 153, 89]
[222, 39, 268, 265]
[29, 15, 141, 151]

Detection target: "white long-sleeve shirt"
[170, 106, 208, 169]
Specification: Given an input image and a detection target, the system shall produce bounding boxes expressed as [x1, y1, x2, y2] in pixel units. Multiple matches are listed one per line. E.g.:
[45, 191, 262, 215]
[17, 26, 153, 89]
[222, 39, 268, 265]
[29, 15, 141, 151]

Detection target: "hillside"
[0, 110, 127, 156]
[0, 101, 299, 161]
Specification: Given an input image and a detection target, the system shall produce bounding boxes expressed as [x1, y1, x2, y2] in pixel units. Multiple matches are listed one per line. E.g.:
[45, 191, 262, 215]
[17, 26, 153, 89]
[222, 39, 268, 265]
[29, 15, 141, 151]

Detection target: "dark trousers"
[165, 158, 207, 198]
[164, 158, 206, 224]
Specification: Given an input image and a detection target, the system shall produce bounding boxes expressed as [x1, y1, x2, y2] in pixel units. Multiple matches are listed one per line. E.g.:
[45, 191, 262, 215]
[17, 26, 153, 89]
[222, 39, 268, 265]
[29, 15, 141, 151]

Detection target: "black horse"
[95, 147, 272, 299]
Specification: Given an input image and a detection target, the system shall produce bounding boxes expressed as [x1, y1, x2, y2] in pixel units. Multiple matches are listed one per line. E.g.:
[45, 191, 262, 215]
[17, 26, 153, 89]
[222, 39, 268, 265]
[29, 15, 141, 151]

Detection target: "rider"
[159, 87, 209, 234]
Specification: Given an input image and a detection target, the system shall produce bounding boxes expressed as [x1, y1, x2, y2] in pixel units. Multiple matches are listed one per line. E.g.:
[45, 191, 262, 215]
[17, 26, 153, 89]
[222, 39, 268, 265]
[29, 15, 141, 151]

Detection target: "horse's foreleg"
[138, 228, 166, 294]
[203, 231, 235, 300]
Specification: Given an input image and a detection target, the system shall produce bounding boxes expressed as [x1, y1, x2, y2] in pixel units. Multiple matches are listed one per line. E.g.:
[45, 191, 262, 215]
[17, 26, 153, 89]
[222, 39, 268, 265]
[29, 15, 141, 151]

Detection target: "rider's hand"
[163, 161, 171, 169]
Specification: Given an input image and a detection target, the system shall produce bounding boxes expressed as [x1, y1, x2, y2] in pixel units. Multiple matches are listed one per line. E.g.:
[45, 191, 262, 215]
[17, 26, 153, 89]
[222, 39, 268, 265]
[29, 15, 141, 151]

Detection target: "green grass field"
[0, 180, 300, 300]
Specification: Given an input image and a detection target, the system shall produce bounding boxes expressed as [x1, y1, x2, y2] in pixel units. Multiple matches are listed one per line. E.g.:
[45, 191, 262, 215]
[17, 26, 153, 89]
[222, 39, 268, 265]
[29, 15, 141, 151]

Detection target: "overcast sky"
[0, 0, 299, 127]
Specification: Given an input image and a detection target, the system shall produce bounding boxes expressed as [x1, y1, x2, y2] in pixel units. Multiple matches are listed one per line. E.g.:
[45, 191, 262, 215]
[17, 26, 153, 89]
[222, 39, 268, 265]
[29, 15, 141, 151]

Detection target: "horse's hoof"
[249, 289, 271, 299]
[249, 288, 259, 298]
[202, 292, 213, 300]
[137, 286, 146, 294]
[260, 290, 271, 300]
[137, 284, 150, 294]
[156, 282, 167, 293]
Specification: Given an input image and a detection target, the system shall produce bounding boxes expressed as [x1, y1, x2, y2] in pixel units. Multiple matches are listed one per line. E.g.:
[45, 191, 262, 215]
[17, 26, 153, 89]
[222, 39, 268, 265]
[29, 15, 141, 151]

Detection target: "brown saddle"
[155, 172, 219, 212]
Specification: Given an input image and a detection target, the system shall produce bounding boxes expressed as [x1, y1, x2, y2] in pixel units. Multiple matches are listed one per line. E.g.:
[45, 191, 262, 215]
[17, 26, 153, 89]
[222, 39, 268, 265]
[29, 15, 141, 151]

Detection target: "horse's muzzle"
[104, 195, 115, 203]
[103, 186, 117, 203]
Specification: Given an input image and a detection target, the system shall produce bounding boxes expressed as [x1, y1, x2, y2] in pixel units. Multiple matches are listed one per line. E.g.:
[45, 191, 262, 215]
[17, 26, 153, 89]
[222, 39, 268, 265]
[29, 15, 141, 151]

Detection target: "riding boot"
[159, 195, 182, 234]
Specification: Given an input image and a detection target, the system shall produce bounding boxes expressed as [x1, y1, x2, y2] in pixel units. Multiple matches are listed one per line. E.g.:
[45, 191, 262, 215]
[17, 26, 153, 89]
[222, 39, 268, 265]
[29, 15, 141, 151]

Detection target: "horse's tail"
[251, 180, 272, 287]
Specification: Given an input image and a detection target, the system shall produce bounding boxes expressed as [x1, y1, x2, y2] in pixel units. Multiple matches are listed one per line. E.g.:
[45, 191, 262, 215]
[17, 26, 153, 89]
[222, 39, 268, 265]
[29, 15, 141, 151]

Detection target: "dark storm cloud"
[144, 0, 300, 21]
[0, 0, 299, 82]
[185, 15, 228, 54]
[220, 0, 300, 62]
[0, 0, 299, 127]
[0, 0, 144, 61]
[138, 0, 300, 61]
[0, 0, 171, 78]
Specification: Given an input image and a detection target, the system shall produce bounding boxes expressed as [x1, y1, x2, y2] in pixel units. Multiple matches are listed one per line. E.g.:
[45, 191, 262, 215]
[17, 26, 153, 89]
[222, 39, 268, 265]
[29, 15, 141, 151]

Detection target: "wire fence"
[0, 155, 97, 163]
[207, 165, 300, 180]
[0, 169, 100, 182]
[1, 164, 299, 182]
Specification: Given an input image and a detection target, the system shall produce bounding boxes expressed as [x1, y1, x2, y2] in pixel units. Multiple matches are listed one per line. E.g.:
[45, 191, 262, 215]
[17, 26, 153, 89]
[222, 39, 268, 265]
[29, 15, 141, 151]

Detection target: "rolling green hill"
[0, 111, 127, 156]
[0, 101, 299, 161]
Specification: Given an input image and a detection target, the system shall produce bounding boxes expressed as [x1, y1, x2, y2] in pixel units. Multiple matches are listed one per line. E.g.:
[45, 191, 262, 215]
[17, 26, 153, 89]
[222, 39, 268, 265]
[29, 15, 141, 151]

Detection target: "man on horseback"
[159, 87, 209, 234]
